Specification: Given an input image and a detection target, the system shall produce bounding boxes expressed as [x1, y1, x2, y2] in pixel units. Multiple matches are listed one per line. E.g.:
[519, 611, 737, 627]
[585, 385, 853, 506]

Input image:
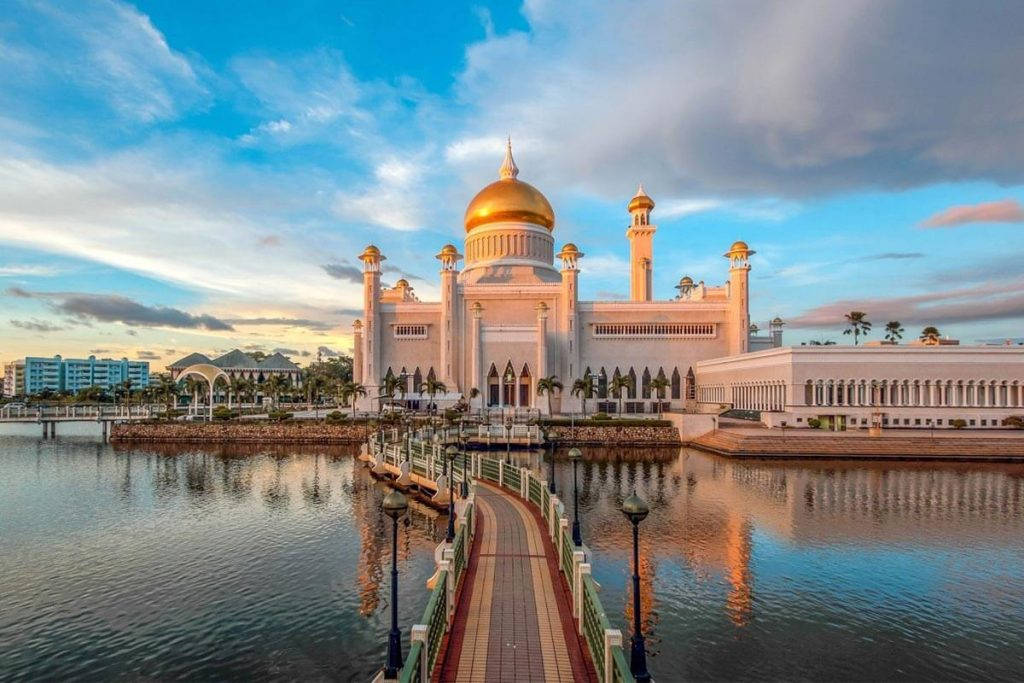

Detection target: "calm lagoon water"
[3, 423, 1024, 681]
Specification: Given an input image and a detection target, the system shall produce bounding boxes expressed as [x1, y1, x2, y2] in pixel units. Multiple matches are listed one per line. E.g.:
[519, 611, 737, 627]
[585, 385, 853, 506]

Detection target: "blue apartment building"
[23, 355, 150, 395]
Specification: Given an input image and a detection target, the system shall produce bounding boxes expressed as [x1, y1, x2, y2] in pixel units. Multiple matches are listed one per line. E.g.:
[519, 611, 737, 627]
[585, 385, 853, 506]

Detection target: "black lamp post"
[459, 421, 469, 498]
[445, 445, 458, 542]
[545, 428, 556, 494]
[622, 492, 651, 683]
[568, 447, 582, 546]
[382, 489, 409, 679]
[504, 416, 513, 463]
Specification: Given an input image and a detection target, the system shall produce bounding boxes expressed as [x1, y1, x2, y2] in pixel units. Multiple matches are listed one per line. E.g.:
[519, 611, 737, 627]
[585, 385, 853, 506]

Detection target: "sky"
[1, 0, 1024, 370]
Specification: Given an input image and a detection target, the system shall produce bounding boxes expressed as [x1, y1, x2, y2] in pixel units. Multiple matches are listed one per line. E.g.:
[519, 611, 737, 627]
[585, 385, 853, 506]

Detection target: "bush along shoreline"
[110, 419, 373, 443]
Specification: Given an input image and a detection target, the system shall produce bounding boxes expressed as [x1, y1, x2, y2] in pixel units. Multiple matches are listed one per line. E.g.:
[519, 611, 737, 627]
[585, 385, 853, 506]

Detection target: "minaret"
[724, 241, 754, 356]
[358, 244, 384, 407]
[557, 243, 583, 385]
[352, 319, 363, 384]
[436, 244, 462, 388]
[626, 185, 656, 302]
[770, 317, 785, 348]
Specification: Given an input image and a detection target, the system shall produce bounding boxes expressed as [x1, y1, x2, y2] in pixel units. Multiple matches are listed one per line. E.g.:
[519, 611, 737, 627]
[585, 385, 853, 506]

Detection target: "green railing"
[502, 461, 521, 490]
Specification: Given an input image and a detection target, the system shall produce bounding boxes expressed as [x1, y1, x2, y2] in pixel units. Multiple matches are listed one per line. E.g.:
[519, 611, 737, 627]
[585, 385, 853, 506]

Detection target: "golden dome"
[677, 275, 694, 286]
[395, 278, 409, 287]
[440, 243, 458, 255]
[464, 139, 555, 232]
[723, 240, 754, 258]
[628, 184, 655, 212]
[561, 242, 578, 253]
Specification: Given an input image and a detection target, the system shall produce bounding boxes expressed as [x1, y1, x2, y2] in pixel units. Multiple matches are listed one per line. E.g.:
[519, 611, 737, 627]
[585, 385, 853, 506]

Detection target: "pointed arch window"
[627, 368, 638, 399]
[671, 368, 681, 399]
[413, 367, 422, 394]
[686, 366, 696, 400]
[598, 368, 608, 399]
[641, 368, 652, 399]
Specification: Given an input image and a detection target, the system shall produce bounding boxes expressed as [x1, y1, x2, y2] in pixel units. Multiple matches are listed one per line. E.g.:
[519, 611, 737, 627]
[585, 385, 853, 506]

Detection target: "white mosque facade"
[353, 142, 774, 414]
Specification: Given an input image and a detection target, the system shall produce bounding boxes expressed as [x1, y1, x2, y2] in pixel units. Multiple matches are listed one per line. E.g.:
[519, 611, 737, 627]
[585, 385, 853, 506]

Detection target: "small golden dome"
[464, 139, 555, 232]
[678, 275, 694, 286]
[723, 240, 754, 258]
[358, 244, 383, 262]
[561, 243, 578, 253]
[395, 278, 409, 287]
[628, 184, 655, 212]
[440, 243, 457, 255]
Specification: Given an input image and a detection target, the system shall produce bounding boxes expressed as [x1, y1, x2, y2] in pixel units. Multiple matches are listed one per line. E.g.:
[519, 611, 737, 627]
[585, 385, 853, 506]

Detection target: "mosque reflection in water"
[76, 440, 1024, 680]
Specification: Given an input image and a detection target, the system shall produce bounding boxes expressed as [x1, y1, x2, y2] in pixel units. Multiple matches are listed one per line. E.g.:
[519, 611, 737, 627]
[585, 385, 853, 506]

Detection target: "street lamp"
[445, 445, 458, 542]
[382, 490, 409, 679]
[568, 447, 583, 546]
[459, 420, 469, 498]
[622, 492, 651, 683]
[504, 416, 513, 463]
[545, 428, 556, 494]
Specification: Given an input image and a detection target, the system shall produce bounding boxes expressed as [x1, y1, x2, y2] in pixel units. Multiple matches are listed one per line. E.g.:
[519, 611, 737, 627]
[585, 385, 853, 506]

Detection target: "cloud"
[0, 264, 62, 277]
[273, 347, 300, 356]
[317, 345, 341, 357]
[224, 317, 334, 332]
[594, 291, 627, 300]
[860, 252, 925, 261]
[322, 262, 363, 284]
[10, 318, 65, 332]
[787, 278, 1024, 329]
[136, 350, 161, 360]
[9, 288, 233, 331]
[455, 1, 1024, 197]
[89, 348, 111, 355]
[5, 287, 32, 298]
[125, 329, 138, 336]
[920, 199, 1024, 228]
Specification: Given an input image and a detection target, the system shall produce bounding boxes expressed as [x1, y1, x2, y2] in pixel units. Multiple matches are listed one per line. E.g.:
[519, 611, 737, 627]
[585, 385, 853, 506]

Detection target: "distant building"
[168, 349, 302, 386]
[748, 318, 785, 352]
[2, 360, 25, 397]
[21, 355, 150, 395]
[695, 345, 1024, 430]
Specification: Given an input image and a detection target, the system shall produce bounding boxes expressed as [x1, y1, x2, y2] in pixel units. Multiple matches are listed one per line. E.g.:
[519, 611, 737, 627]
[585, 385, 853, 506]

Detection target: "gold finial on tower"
[499, 136, 519, 180]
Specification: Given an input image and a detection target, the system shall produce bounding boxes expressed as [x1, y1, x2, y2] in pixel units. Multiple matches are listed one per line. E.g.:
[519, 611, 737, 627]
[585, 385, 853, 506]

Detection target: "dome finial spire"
[499, 135, 519, 180]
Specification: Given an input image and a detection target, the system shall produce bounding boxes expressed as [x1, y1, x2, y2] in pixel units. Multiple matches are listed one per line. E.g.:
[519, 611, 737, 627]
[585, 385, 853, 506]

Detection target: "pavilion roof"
[168, 352, 212, 368]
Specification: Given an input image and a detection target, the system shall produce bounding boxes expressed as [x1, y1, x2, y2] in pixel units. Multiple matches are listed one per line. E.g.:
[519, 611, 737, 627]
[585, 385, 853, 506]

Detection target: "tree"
[884, 321, 904, 343]
[536, 375, 563, 416]
[610, 374, 633, 416]
[156, 374, 178, 414]
[304, 372, 329, 411]
[419, 377, 446, 414]
[649, 376, 671, 416]
[378, 374, 406, 415]
[920, 326, 941, 344]
[805, 339, 837, 346]
[571, 375, 595, 417]
[339, 380, 366, 416]
[120, 379, 134, 411]
[228, 376, 247, 409]
[263, 374, 288, 409]
[183, 376, 202, 414]
[843, 311, 872, 345]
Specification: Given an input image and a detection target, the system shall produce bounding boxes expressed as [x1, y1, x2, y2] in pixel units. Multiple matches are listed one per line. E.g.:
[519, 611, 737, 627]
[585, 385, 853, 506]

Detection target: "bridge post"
[50, 421, 56, 438]
[603, 628, 623, 683]
[558, 518, 569, 570]
[410, 624, 428, 682]
[498, 460, 504, 488]
[41, 421, 48, 439]
[520, 468, 529, 499]
[575, 560, 590, 628]
[549, 496, 559, 540]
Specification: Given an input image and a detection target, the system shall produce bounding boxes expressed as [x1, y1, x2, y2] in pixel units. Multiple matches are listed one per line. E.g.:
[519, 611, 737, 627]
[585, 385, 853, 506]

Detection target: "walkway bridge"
[368, 430, 635, 682]
[0, 405, 154, 438]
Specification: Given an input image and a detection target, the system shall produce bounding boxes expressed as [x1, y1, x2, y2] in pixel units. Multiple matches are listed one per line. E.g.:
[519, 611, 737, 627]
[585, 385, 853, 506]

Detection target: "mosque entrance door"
[487, 364, 499, 406]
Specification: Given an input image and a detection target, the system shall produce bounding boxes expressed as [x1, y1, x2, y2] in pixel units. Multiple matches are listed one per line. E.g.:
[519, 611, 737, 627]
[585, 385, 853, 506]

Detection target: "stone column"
[471, 303, 483, 407]
[536, 302, 549, 414]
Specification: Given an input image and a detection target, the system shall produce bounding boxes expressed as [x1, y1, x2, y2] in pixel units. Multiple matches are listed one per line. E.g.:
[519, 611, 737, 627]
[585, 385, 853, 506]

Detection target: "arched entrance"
[176, 363, 230, 420]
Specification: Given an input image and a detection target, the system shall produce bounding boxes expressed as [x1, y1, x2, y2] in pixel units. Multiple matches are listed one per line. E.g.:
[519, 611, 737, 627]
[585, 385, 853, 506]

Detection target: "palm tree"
[120, 379, 134, 413]
[649, 376, 671, 416]
[339, 380, 367, 416]
[183, 376, 202, 415]
[571, 375, 594, 417]
[610, 374, 633, 416]
[536, 375, 563, 416]
[884, 321, 904, 343]
[305, 372, 329, 411]
[379, 374, 406, 415]
[419, 377, 446, 415]
[156, 374, 178, 414]
[263, 374, 288, 410]
[807, 339, 837, 346]
[228, 376, 247, 409]
[920, 326, 941, 344]
[843, 311, 872, 345]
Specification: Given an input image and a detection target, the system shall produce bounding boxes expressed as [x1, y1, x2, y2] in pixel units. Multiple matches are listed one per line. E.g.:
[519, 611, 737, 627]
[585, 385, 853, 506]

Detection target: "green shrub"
[807, 418, 822, 429]
[212, 406, 239, 420]
[951, 419, 967, 430]
[1002, 416, 1024, 429]
[268, 410, 293, 422]
[325, 410, 347, 424]
[591, 412, 611, 421]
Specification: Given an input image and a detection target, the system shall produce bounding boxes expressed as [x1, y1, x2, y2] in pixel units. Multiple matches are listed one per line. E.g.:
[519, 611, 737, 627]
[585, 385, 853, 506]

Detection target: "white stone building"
[354, 141, 770, 414]
[695, 346, 1024, 430]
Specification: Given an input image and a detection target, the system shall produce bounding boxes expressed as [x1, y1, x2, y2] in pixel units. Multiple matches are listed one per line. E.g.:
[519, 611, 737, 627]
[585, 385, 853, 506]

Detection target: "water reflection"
[0, 437, 445, 681]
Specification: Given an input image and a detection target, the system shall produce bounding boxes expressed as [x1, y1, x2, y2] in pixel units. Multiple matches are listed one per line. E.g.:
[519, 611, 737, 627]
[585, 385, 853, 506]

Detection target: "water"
[2, 425, 1024, 680]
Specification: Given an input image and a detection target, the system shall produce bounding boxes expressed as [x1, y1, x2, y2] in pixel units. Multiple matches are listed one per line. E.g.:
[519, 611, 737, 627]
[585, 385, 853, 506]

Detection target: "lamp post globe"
[382, 490, 409, 679]
[568, 447, 583, 546]
[445, 445, 458, 542]
[621, 492, 651, 683]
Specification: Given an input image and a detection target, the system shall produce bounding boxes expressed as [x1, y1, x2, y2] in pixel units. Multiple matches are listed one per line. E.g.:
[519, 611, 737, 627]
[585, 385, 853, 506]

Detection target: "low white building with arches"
[695, 346, 1024, 430]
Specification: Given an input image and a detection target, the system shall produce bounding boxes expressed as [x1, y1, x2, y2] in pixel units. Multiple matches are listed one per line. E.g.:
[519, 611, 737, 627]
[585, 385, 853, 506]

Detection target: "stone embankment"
[545, 422, 681, 445]
[111, 421, 371, 443]
[691, 429, 1024, 461]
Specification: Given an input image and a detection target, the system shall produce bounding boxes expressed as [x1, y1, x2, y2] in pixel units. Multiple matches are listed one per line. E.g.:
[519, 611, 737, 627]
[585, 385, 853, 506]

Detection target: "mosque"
[353, 141, 774, 414]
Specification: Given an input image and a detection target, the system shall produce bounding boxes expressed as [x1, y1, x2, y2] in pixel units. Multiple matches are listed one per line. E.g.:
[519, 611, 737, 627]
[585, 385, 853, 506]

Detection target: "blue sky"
[2, 0, 1023, 369]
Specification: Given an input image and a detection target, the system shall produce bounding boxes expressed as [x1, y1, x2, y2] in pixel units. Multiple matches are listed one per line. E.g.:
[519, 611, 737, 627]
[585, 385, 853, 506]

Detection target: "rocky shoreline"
[110, 421, 372, 443]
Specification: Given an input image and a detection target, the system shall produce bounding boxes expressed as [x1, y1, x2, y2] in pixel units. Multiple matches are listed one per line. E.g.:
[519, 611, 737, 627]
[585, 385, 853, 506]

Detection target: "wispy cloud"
[223, 317, 334, 332]
[859, 252, 925, 261]
[322, 263, 363, 284]
[920, 199, 1024, 228]
[0, 264, 62, 277]
[10, 318, 65, 333]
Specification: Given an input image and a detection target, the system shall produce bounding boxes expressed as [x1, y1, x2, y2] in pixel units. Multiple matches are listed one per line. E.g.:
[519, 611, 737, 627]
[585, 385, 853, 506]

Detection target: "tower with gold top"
[353, 140, 767, 414]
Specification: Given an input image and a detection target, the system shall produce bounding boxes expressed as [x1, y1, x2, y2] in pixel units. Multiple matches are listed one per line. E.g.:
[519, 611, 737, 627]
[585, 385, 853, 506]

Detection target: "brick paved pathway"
[437, 482, 595, 682]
